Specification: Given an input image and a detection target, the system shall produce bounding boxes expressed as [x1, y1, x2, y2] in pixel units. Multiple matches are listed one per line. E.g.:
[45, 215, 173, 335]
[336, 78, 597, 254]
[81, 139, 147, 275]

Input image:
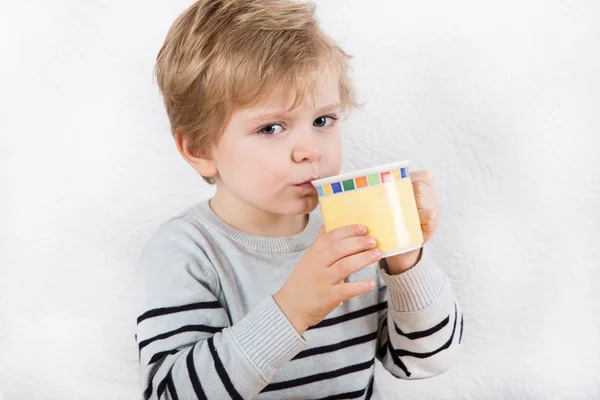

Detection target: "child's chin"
[290, 196, 319, 214]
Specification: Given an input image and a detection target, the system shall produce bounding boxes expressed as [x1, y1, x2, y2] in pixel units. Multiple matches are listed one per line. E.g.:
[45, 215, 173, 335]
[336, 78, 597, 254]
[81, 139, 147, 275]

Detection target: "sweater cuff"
[230, 295, 307, 380]
[379, 248, 446, 312]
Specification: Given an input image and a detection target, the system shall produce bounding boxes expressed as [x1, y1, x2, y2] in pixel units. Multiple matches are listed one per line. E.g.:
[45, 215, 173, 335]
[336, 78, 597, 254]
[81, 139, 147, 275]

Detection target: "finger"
[419, 209, 439, 242]
[318, 235, 377, 267]
[410, 170, 433, 187]
[413, 183, 440, 214]
[329, 248, 382, 283]
[327, 224, 367, 240]
[315, 224, 367, 253]
[332, 279, 376, 303]
[418, 208, 438, 226]
[415, 196, 436, 214]
[316, 224, 326, 239]
[414, 180, 435, 199]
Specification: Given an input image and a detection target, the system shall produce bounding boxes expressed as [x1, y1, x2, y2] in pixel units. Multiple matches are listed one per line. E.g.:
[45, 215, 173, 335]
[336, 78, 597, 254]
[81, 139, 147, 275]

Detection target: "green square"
[367, 173, 380, 185]
[342, 179, 355, 191]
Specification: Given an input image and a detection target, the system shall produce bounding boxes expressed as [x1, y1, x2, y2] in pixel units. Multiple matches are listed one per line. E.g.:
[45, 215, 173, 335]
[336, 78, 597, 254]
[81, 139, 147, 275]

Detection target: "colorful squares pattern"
[367, 174, 380, 185]
[317, 166, 410, 197]
[380, 171, 392, 182]
[355, 176, 368, 188]
[342, 179, 355, 191]
[331, 182, 343, 193]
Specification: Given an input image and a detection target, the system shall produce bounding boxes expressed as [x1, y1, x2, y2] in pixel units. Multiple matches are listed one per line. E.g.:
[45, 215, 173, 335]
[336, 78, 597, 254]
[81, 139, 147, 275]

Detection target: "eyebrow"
[247, 103, 341, 125]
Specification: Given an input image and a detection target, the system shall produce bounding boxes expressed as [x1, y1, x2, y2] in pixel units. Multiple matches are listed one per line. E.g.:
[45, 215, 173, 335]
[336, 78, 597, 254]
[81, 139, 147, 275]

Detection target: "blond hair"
[155, 0, 358, 184]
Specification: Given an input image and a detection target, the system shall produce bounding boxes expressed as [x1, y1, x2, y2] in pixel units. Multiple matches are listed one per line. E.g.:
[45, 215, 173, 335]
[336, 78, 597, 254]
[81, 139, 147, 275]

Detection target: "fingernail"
[359, 225, 366, 233]
[372, 249, 382, 258]
[369, 280, 376, 288]
[368, 237, 377, 246]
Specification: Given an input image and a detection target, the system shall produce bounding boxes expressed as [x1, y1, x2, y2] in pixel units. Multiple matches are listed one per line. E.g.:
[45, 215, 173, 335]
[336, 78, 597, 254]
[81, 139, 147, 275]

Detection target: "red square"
[380, 171, 392, 182]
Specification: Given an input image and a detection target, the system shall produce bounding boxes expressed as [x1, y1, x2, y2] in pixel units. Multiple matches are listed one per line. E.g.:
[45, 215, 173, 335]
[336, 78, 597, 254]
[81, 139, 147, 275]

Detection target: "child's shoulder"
[146, 198, 210, 242]
[137, 198, 221, 284]
[140, 198, 217, 265]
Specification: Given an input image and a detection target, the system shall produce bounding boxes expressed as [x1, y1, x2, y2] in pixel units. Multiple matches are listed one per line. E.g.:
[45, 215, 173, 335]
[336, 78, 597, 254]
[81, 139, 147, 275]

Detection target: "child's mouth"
[293, 180, 318, 192]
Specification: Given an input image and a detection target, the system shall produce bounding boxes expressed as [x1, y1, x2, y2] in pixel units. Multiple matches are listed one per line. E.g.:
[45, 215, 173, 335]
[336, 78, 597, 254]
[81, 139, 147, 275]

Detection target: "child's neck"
[209, 190, 309, 238]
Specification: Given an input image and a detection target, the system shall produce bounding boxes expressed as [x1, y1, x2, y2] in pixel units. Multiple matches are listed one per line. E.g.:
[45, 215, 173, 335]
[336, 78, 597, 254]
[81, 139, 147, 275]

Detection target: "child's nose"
[291, 131, 321, 163]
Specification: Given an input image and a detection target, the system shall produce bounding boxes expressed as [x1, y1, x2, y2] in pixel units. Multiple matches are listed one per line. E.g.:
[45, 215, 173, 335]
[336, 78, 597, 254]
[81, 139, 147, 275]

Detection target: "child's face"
[212, 67, 343, 216]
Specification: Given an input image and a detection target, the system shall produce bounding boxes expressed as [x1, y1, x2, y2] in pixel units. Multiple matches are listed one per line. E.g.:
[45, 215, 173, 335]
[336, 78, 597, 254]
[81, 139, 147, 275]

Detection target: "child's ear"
[174, 129, 219, 180]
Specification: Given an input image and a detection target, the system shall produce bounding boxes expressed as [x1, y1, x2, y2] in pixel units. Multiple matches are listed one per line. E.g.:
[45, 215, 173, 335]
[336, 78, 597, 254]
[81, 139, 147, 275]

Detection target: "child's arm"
[135, 230, 307, 400]
[135, 221, 379, 399]
[375, 248, 463, 379]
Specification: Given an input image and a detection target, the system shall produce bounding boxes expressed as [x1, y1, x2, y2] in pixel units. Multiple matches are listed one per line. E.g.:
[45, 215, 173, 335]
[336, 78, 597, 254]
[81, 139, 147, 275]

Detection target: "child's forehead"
[238, 68, 341, 117]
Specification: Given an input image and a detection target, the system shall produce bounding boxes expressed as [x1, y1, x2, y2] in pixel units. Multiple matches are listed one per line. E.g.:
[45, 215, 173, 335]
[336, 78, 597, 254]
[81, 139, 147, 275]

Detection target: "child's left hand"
[384, 170, 441, 274]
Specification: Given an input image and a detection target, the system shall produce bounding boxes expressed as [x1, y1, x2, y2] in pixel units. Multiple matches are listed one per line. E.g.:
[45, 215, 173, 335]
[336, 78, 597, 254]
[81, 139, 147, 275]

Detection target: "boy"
[135, 0, 463, 399]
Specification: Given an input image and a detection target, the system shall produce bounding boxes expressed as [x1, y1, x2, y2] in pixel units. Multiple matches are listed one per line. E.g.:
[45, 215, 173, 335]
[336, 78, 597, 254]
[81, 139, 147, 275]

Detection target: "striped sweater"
[134, 198, 463, 399]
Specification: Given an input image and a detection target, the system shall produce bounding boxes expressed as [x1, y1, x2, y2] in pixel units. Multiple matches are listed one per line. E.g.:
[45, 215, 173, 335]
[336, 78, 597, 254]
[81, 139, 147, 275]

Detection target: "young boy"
[135, 1, 463, 399]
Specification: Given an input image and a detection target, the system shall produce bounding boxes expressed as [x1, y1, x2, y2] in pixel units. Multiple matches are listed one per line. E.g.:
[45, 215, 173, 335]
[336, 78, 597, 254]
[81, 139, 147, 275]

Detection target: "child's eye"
[313, 116, 337, 128]
[259, 124, 284, 135]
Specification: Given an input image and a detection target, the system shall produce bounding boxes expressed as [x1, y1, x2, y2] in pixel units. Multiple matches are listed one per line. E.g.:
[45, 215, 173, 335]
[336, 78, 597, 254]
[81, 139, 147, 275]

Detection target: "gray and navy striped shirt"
[135, 199, 463, 399]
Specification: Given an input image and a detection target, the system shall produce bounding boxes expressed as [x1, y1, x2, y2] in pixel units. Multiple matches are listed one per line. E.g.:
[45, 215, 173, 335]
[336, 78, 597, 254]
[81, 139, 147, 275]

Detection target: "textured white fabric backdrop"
[1, 0, 599, 399]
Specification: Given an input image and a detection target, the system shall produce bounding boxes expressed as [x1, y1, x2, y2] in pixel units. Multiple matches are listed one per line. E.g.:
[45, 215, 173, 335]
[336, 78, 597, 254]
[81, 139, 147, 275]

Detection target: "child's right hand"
[273, 224, 382, 335]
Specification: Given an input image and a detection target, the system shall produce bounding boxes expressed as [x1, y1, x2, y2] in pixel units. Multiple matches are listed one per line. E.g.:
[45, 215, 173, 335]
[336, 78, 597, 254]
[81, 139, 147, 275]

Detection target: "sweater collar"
[193, 198, 322, 253]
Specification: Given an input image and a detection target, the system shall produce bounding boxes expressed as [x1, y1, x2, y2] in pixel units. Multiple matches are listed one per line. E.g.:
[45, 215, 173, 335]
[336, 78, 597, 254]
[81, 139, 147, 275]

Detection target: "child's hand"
[274, 224, 381, 335]
[385, 170, 441, 274]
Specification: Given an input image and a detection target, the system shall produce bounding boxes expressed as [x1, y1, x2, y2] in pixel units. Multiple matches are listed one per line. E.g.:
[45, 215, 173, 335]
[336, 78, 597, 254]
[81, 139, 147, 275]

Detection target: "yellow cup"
[311, 161, 423, 257]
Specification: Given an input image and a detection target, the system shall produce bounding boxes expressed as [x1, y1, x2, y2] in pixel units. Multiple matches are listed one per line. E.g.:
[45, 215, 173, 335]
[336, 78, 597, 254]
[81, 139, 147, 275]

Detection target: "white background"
[1, 0, 599, 399]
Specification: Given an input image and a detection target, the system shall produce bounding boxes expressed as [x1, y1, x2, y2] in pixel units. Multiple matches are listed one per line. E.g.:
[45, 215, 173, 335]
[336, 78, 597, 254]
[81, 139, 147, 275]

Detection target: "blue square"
[317, 186, 324, 197]
[331, 182, 343, 193]
[401, 167, 408, 178]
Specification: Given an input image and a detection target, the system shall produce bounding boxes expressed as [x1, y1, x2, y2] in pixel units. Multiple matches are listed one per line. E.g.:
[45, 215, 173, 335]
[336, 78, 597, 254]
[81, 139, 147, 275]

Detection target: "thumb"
[309, 225, 327, 254]
[316, 224, 327, 240]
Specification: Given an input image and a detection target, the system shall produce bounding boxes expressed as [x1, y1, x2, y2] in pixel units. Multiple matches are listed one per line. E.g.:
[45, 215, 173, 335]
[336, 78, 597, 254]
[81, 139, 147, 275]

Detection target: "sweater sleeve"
[374, 247, 463, 379]
[134, 226, 307, 399]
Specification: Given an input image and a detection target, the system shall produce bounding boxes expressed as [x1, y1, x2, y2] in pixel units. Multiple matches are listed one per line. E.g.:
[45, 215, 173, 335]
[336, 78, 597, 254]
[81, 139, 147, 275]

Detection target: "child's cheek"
[246, 152, 287, 188]
[320, 132, 343, 175]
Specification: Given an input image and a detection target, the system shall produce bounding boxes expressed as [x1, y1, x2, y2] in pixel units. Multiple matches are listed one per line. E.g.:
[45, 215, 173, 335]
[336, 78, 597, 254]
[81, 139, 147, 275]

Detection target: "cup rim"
[311, 160, 410, 187]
